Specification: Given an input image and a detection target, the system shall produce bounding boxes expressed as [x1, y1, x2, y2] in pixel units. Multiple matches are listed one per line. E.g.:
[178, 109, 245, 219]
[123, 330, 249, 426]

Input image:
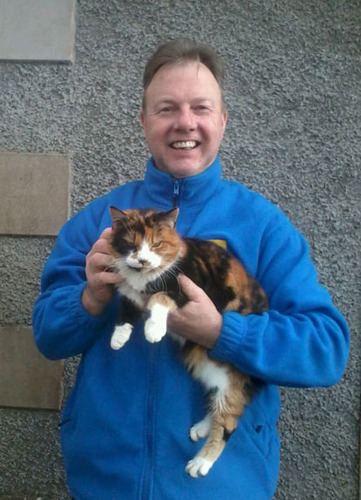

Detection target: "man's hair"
[142, 38, 226, 109]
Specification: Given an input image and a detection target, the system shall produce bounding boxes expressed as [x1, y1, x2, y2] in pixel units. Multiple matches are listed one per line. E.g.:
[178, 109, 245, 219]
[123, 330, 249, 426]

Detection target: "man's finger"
[178, 274, 202, 301]
[88, 231, 113, 257]
[100, 227, 113, 239]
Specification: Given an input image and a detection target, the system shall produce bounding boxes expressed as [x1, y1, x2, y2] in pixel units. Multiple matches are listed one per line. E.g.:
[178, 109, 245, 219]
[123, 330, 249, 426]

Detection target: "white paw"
[144, 316, 167, 343]
[110, 323, 133, 350]
[190, 416, 212, 442]
[185, 456, 213, 478]
[144, 304, 168, 343]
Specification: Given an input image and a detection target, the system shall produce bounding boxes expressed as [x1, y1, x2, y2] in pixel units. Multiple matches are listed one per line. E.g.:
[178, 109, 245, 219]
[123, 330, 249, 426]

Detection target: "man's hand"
[82, 228, 122, 316]
[167, 275, 222, 349]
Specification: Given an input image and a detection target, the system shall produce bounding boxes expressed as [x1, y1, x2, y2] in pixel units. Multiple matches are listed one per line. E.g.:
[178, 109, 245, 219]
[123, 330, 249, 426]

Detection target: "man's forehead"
[149, 61, 219, 85]
[153, 96, 216, 105]
[143, 62, 223, 104]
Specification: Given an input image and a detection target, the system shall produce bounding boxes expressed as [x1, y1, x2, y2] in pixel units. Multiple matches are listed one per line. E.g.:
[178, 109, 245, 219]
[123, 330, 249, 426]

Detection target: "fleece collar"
[143, 156, 222, 209]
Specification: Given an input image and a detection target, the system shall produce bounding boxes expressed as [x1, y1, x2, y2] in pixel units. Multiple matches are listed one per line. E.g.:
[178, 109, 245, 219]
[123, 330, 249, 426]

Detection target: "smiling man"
[33, 39, 349, 500]
[141, 58, 227, 178]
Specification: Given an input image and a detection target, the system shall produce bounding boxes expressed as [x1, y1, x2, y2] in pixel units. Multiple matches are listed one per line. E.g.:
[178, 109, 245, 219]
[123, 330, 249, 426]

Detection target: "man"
[33, 39, 349, 500]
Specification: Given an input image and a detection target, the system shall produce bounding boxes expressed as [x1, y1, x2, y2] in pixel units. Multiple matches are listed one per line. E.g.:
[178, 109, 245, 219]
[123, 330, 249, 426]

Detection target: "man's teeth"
[171, 141, 198, 149]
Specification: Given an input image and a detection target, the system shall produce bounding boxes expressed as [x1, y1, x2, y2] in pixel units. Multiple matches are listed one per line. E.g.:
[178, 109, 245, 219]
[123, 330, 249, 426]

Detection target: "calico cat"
[109, 207, 268, 478]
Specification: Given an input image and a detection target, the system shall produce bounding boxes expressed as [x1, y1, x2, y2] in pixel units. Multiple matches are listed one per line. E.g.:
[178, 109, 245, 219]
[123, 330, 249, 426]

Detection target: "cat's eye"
[152, 242, 162, 250]
[122, 238, 136, 252]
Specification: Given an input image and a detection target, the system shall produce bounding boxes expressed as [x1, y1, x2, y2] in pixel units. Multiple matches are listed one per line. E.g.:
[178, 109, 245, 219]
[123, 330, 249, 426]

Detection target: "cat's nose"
[138, 258, 150, 266]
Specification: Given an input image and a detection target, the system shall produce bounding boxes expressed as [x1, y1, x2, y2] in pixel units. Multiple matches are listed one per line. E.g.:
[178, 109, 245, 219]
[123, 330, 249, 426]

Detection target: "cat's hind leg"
[186, 365, 250, 478]
[186, 412, 238, 478]
[189, 414, 212, 442]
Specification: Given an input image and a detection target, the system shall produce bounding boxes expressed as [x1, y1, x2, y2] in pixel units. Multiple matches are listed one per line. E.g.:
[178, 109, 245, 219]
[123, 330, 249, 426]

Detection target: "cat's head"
[109, 207, 181, 277]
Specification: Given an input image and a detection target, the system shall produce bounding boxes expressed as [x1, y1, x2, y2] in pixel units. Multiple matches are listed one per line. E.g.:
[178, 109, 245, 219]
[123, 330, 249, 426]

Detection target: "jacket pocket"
[240, 396, 277, 458]
[241, 417, 273, 457]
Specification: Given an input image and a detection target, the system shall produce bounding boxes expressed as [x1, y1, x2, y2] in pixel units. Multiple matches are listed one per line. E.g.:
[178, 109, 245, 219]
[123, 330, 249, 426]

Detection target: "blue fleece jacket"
[33, 157, 349, 500]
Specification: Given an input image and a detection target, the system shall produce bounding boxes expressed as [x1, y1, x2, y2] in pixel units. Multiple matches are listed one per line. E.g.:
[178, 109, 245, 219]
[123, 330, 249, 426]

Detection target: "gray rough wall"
[0, 0, 360, 498]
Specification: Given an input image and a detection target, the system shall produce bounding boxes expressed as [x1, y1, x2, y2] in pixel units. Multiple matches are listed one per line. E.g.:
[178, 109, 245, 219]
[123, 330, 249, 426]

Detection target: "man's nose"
[174, 107, 196, 131]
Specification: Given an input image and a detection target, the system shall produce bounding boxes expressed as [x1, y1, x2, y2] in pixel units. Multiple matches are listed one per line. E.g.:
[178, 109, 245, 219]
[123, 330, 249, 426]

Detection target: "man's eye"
[158, 104, 178, 114]
[195, 105, 209, 113]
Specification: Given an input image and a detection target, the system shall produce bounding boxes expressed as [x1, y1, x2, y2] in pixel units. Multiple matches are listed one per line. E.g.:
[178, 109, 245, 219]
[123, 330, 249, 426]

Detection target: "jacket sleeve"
[210, 215, 350, 388]
[32, 199, 119, 361]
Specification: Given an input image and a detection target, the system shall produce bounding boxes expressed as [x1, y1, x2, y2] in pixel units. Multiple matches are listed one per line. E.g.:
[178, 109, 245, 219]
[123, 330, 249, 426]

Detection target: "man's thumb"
[178, 274, 201, 300]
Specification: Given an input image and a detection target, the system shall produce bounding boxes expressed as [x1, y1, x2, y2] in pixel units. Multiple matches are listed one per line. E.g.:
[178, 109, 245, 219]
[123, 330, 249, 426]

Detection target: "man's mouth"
[170, 141, 199, 150]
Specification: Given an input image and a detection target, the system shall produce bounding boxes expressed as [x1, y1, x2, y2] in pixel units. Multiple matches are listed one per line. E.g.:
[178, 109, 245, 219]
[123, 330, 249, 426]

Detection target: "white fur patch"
[137, 240, 162, 268]
[144, 303, 169, 343]
[124, 240, 162, 271]
[125, 256, 143, 269]
[193, 359, 230, 397]
[116, 281, 146, 308]
[110, 323, 133, 350]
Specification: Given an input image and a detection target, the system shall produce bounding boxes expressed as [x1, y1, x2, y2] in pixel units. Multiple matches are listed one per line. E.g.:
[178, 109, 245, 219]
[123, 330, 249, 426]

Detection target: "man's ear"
[140, 110, 145, 130]
[221, 110, 228, 133]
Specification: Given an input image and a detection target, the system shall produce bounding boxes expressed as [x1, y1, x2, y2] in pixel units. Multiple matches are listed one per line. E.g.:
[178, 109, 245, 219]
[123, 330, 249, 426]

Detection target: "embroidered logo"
[209, 239, 227, 250]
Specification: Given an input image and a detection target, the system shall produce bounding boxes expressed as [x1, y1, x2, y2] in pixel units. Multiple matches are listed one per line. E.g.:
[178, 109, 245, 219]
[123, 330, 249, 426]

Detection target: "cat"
[108, 207, 268, 478]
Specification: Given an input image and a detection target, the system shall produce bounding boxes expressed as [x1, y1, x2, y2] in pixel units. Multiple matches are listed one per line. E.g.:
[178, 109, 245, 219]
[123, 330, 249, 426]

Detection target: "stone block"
[0, 0, 76, 62]
[0, 152, 70, 236]
[0, 326, 63, 410]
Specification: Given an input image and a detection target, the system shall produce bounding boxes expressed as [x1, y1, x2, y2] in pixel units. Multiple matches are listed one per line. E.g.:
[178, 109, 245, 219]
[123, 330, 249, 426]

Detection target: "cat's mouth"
[126, 262, 156, 273]
[170, 140, 200, 150]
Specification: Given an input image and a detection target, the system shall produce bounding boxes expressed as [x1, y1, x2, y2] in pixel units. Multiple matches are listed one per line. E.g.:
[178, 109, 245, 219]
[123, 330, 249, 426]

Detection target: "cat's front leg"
[111, 296, 142, 350]
[144, 293, 177, 343]
[111, 323, 133, 350]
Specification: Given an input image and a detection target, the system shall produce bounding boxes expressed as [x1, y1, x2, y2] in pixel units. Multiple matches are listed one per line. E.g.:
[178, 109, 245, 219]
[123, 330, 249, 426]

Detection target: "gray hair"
[142, 38, 226, 109]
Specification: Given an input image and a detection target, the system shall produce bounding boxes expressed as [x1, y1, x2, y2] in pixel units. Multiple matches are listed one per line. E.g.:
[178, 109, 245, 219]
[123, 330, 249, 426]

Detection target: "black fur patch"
[206, 386, 219, 398]
[251, 279, 269, 314]
[223, 427, 235, 442]
[119, 297, 143, 324]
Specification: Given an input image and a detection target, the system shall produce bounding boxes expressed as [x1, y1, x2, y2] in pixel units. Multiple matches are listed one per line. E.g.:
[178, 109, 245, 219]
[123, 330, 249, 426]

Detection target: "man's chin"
[156, 160, 208, 178]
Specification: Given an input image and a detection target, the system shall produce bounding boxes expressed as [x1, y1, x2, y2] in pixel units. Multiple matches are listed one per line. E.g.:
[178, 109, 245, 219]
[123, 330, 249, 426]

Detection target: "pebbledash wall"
[0, 0, 359, 498]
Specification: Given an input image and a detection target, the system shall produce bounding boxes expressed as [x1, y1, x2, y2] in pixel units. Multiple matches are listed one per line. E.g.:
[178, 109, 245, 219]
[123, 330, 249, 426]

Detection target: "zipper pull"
[172, 179, 180, 207]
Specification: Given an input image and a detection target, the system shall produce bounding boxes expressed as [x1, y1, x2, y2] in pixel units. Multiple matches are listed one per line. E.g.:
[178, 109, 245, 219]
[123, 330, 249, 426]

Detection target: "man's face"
[140, 62, 227, 178]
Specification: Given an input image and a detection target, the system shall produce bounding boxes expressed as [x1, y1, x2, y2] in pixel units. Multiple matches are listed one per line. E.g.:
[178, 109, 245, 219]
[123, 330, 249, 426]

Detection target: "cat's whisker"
[163, 266, 182, 294]
[104, 262, 116, 273]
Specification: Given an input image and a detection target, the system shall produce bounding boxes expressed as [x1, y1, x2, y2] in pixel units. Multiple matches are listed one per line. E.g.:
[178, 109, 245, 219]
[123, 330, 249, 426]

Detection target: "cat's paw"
[185, 456, 213, 478]
[144, 304, 168, 343]
[144, 317, 167, 343]
[110, 323, 133, 350]
[189, 416, 212, 442]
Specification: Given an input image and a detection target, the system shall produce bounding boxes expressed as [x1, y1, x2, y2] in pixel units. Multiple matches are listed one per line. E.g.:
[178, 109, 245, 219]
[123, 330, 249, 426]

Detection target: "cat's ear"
[110, 206, 128, 228]
[156, 208, 179, 228]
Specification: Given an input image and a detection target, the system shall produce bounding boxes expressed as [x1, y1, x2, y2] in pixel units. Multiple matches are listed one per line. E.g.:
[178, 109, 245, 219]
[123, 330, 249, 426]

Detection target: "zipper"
[141, 179, 180, 499]
[172, 179, 180, 207]
[141, 344, 159, 500]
